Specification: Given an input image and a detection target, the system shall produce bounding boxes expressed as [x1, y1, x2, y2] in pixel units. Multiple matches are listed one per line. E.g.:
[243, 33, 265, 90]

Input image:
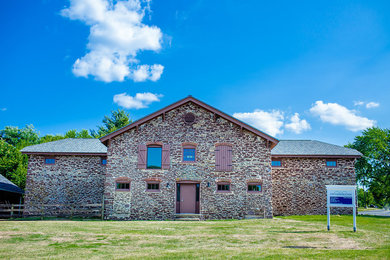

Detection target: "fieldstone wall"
[24, 155, 106, 216]
[104, 101, 273, 220]
[271, 157, 356, 216]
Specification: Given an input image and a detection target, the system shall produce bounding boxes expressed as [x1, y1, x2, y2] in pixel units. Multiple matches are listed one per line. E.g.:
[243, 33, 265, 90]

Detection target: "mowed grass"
[0, 215, 389, 259]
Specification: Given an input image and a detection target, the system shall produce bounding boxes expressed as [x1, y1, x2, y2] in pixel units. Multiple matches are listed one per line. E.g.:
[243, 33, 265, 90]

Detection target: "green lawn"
[0, 215, 389, 259]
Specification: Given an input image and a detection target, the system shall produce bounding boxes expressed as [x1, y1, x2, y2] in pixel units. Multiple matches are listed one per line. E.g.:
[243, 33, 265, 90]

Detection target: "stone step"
[175, 214, 201, 219]
[245, 215, 264, 219]
[175, 217, 200, 221]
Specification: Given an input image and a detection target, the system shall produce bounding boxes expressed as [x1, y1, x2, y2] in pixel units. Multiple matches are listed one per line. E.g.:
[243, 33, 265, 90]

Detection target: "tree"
[64, 129, 92, 139]
[0, 125, 40, 149]
[0, 139, 27, 188]
[347, 127, 390, 207]
[91, 109, 131, 138]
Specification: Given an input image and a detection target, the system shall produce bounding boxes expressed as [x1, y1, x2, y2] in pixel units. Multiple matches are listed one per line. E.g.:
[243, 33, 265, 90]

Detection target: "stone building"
[21, 96, 361, 219]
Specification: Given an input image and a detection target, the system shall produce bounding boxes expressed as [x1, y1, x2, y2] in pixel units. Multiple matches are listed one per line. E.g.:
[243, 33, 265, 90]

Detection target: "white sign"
[326, 185, 357, 232]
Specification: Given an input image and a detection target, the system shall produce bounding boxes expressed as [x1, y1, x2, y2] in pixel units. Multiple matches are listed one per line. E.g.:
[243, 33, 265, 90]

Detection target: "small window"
[217, 183, 230, 192]
[101, 157, 107, 165]
[183, 148, 196, 162]
[272, 160, 281, 167]
[326, 160, 337, 167]
[147, 182, 160, 191]
[116, 182, 130, 191]
[45, 158, 55, 164]
[147, 146, 162, 169]
[248, 183, 262, 193]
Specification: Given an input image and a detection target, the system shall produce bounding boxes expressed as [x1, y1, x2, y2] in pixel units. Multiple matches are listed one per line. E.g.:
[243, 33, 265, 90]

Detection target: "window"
[272, 160, 281, 167]
[217, 183, 230, 192]
[116, 182, 130, 191]
[326, 160, 337, 167]
[45, 158, 55, 164]
[182, 143, 197, 162]
[147, 182, 160, 191]
[147, 146, 162, 169]
[101, 157, 107, 165]
[248, 183, 262, 193]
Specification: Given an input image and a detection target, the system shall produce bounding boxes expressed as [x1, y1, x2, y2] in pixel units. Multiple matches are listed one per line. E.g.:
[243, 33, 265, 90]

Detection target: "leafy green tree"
[347, 127, 390, 207]
[64, 129, 92, 139]
[0, 139, 27, 188]
[91, 109, 131, 138]
[0, 125, 40, 149]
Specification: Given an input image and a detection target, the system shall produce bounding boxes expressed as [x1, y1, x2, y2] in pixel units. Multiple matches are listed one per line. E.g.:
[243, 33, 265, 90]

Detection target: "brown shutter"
[137, 144, 147, 169]
[162, 144, 170, 169]
[215, 144, 232, 171]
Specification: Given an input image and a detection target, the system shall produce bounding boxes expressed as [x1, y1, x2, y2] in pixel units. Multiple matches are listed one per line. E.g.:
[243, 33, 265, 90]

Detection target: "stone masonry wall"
[104, 101, 273, 220]
[271, 157, 356, 216]
[24, 155, 106, 216]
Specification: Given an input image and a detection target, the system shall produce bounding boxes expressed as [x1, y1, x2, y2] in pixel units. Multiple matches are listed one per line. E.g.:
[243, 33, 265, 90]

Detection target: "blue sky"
[1, 0, 389, 145]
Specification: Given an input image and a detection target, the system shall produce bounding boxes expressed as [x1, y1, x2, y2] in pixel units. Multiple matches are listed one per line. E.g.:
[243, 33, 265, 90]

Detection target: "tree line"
[0, 109, 131, 189]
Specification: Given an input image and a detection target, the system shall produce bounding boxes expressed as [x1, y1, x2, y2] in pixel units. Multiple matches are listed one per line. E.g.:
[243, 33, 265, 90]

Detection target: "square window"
[217, 184, 230, 192]
[147, 183, 160, 191]
[183, 148, 196, 162]
[272, 160, 281, 167]
[248, 184, 262, 192]
[147, 146, 162, 169]
[326, 160, 337, 167]
[116, 182, 130, 190]
[45, 158, 55, 164]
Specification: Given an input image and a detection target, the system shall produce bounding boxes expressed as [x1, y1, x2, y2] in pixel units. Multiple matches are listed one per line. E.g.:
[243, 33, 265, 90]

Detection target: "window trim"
[271, 159, 282, 167]
[326, 159, 338, 168]
[146, 181, 161, 192]
[115, 177, 131, 192]
[247, 182, 262, 193]
[146, 144, 163, 170]
[181, 142, 197, 163]
[216, 182, 231, 193]
[44, 157, 56, 165]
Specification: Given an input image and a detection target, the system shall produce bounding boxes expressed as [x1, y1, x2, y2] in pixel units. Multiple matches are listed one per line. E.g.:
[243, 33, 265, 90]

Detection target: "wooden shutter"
[162, 144, 170, 169]
[137, 144, 147, 169]
[215, 144, 232, 171]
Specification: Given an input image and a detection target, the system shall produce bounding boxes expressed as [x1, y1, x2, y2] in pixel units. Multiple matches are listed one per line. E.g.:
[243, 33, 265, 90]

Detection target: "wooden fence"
[0, 203, 104, 219]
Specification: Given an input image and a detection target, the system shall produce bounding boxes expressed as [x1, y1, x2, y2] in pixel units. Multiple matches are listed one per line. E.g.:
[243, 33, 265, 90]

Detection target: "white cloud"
[285, 113, 311, 134]
[233, 110, 284, 136]
[354, 101, 380, 109]
[113, 92, 163, 109]
[310, 101, 375, 131]
[61, 0, 164, 82]
[366, 102, 380, 109]
[1, 108, 6, 112]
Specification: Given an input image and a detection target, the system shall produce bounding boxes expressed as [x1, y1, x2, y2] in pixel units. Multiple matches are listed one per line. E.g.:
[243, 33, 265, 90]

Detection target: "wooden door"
[180, 184, 196, 213]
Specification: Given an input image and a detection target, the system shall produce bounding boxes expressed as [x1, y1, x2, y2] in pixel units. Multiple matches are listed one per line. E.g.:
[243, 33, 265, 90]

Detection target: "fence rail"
[0, 203, 104, 219]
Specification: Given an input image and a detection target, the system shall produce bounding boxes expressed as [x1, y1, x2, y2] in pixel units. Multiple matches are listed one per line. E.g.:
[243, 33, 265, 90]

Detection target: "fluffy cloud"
[310, 101, 375, 131]
[233, 110, 285, 136]
[285, 113, 311, 134]
[61, 0, 164, 82]
[354, 101, 380, 109]
[113, 92, 163, 109]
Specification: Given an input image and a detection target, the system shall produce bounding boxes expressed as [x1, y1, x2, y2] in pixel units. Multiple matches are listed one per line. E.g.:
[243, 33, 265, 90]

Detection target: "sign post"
[326, 185, 357, 232]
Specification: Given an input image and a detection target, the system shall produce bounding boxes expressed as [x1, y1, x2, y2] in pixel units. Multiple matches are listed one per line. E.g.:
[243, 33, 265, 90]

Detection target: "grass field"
[0, 215, 389, 259]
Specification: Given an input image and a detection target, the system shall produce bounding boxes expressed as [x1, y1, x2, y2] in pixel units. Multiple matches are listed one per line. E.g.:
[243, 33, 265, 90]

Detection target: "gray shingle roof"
[0, 174, 24, 194]
[271, 140, 362, 157]
[20, 138, 107, 154]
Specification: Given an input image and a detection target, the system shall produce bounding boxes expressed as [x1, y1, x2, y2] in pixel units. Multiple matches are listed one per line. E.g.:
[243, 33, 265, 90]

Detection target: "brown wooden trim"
[176, 180, 201, 184]
[215, 142, 233, 147]
[100, 96, 279, 147]
[271, 154, 361, 159]
[325, 159, 338, 168]
[22, 152, 107, 156]
[181, 143, 197, 163]
[216, 181, 231, 193]
[145, 181, 161, 192]
[115, 178, 131, 192]
[247, 182, 263, 193]
[44, 157, 56, 165]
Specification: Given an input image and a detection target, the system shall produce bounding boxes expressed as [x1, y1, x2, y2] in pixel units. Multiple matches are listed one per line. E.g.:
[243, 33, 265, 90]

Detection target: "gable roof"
[100, 96, 279, 148]
[271, 140, 362, 158]
[0, 174, 24, 194]
[20, 138, 107, 155]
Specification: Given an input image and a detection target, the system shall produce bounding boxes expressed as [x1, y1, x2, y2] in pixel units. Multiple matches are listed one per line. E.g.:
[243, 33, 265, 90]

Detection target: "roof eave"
[271, 154, 361, 159]
[21, 152, 107, 156]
